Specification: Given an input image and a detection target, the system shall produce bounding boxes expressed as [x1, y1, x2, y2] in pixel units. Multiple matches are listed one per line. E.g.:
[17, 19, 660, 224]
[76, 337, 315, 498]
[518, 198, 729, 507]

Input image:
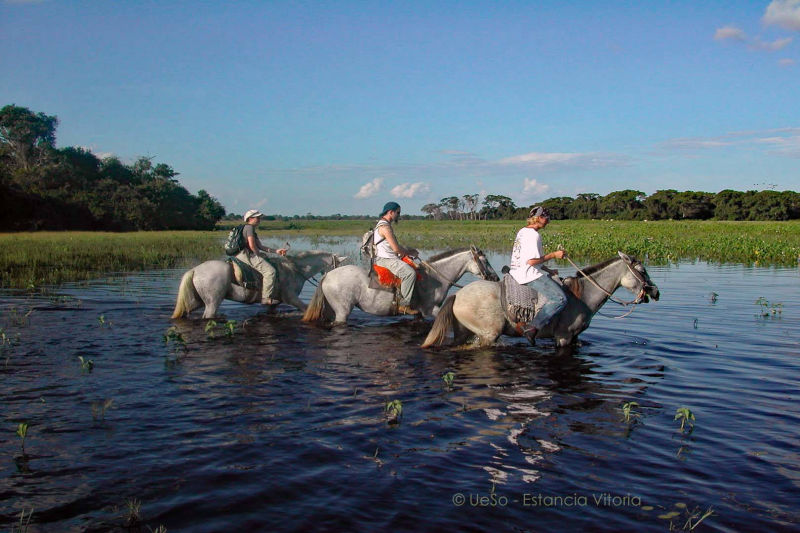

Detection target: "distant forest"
[3, 105, 798, 231]
[0, 104, 225, 231]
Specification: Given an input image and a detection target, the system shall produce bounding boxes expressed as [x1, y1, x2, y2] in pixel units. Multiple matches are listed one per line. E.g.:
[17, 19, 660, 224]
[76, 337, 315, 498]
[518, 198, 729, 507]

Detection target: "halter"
[304, 253, 341, 287]
[419, 246, 492, 288]
[566, 256, 651, 309]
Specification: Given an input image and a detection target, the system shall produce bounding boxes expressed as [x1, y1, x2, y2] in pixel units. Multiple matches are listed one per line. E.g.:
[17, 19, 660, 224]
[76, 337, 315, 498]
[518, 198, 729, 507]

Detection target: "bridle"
[305, 253, 342, 287]
[418, 246, 493, 289]
[566, 255, 653, 309]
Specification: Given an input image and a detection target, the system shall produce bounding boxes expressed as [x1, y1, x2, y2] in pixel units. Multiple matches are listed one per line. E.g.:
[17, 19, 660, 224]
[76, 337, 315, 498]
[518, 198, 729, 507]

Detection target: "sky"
[1, 0, 799, 216]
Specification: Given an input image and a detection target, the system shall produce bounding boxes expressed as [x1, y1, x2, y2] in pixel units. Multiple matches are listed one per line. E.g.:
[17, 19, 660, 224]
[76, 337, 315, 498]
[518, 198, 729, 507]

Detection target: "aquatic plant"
[674, 407, 696, 434]
[5, 306, 33, 328]
[16, 422, 28, 455]
[11, 508, 33, 533]
[621, 401, 640, 424]
[124, 498, 141, 528]
[163, 327, 187, 353]
[659, 502, 715, 531]
[385, 399, 403, 424]
[442, 371, 455, 391]
[78, 355, 94, 373]
[97, 314, 112, 328]
[755, 297, 783, 317]
[91, 399, 115, 422]
[709, 292, 718, 303]
[205, 320, 218, 338]
[224, 320, 237, 338]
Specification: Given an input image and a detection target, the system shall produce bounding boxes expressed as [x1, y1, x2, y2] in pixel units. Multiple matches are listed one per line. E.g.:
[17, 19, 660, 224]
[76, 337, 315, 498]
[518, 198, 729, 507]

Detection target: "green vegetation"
[675, 407, 696, 434]
[442, 371, 455, 391]
[755, 297, 783, 317]
[16, 422, 28, 455]
[1, 219, 798, 288]
[77, 355, 94, 373]
[385, 399, 403, 424]
[1, 104, 225, 231]
[621, 401, 640, 424]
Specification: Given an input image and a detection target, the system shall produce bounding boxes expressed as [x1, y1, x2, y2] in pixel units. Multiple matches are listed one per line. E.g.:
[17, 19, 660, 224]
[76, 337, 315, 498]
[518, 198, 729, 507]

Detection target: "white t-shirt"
[509, 227, 544, 284]
[374, 220, 396, 259]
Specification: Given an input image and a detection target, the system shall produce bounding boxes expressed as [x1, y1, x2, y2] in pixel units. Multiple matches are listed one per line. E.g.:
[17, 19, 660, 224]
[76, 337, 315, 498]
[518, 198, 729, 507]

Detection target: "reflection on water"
[1, 248, 800, 531]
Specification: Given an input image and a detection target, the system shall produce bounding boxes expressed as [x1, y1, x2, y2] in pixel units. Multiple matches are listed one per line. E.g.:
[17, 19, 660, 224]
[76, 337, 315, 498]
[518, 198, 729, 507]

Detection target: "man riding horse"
[373, 201, 420, 315]
[509, 206, 568, 344]
[237, 209, 288, 306]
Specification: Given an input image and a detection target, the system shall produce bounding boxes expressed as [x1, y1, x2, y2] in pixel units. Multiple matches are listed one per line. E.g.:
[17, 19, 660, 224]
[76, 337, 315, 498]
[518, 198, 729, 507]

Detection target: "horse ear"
[618, 251, 632, 264]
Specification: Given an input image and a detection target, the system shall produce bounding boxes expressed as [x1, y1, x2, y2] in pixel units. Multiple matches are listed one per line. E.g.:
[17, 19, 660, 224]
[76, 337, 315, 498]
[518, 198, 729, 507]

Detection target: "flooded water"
[2, 242, 799, 532]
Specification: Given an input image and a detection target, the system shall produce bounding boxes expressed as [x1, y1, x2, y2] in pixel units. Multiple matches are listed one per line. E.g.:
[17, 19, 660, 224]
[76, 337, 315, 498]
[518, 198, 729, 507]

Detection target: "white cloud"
[764, 0, 800, 31]
[715, 26, 747, 42]
[779, 57, 797, 66]
[522, 178, 550, 196]
[499, 152, 580, 165]
[354, 177, 383, 199]
[659, 128, 800, 158]
[714, 24, 793, 50]
[391, 181, 430, 199]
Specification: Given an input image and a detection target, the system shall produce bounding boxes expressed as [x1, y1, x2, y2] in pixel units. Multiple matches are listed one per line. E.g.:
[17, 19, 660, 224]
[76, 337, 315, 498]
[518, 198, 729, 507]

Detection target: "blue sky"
[2, 0, 799, 216]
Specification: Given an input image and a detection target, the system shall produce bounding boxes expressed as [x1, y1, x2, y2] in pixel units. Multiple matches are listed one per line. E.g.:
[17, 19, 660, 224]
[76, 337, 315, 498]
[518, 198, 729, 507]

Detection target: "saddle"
[500, 269, 578, 334]
[227, 257, 281, 302]
[367, 256, 424, 292]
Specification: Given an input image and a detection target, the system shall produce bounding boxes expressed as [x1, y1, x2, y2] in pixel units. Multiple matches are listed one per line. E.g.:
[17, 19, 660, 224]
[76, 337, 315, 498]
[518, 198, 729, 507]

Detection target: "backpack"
[224, 224, 246, 256]
[360, 221, 387, 264]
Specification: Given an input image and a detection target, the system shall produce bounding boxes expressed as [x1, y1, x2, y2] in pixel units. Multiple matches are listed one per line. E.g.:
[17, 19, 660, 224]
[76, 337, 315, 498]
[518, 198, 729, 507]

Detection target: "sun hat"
[243, 209, 264, 221]
[380, 201, 401, 216]
[529, 206, 551, 219]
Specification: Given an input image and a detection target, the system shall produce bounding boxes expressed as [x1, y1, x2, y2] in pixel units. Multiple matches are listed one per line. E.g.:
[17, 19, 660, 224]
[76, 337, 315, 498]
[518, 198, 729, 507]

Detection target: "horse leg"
[195, 277, 228, 319]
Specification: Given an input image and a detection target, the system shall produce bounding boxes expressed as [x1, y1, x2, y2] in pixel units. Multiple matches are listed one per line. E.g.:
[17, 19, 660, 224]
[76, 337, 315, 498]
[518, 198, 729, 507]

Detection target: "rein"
[565, 256, 647, 310]
[301, 253, 341, 287]
[418, 247, 491, 289]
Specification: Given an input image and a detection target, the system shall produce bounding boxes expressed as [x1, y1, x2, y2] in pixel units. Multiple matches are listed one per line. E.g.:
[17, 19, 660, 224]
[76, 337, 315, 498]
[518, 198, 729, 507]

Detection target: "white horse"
[172, 251, 347, 319]
[302, 247, 499, 324]
[422, 252, 660, 349]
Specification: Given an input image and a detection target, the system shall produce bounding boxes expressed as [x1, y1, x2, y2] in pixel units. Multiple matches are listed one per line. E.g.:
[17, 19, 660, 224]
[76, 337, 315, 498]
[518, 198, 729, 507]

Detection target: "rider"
[374, 201, 420, 315]
[237, 209, 288, 305]
[508, 206, 567, 343]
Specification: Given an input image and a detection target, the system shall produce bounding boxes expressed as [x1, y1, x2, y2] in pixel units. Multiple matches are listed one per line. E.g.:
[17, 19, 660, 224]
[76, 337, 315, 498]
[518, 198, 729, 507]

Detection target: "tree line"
[421, 189, 800, 221]
[0, 104, 225, 231]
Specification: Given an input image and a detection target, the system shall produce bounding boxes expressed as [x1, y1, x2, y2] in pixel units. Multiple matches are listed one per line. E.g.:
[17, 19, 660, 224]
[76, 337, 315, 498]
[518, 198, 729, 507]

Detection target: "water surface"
[1, 246, 799, 532]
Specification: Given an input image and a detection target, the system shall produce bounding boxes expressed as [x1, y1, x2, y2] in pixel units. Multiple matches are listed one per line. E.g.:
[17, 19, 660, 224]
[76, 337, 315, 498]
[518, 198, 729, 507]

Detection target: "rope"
[564, 256, 645, 308]
[417, 259, 465, 288]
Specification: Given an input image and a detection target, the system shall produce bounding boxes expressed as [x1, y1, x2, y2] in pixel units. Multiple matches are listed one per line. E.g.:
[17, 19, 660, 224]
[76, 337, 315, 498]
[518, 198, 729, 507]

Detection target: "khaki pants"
[237, 251, 277, 303]
[375, 256, 416, 306]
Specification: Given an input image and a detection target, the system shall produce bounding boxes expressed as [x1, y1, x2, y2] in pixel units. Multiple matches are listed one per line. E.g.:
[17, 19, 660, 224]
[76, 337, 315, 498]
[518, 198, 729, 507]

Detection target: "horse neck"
[293, 252, 329, 277]
[577, 259, 626, 313]
[428, 251, 471, 287]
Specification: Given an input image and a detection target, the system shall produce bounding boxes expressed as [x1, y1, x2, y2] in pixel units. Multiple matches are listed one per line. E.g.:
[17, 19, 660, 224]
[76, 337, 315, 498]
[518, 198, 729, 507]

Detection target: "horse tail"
[171, 269, 200, 319]
[302, 277, 327, 323]
[421, 294, 456, 348]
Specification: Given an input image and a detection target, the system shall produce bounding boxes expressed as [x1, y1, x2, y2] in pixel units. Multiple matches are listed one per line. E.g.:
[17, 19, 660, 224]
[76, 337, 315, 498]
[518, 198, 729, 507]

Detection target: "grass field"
[1, 220, 799, 288]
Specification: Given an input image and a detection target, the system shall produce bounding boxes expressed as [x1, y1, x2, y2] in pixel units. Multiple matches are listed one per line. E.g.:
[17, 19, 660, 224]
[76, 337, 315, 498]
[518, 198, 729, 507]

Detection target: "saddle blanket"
[500, 274, 541, 325]
[227, 257, 262, 290]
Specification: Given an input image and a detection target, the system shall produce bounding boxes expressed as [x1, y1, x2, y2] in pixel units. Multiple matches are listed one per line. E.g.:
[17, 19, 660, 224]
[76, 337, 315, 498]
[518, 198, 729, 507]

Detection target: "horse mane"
[428, 248, 470, 262]
[574, 256, 620, 278]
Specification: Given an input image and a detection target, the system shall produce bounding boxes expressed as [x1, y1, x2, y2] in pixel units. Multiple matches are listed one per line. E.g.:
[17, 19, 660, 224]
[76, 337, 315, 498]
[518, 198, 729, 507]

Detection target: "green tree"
[0, 104, 58, 172]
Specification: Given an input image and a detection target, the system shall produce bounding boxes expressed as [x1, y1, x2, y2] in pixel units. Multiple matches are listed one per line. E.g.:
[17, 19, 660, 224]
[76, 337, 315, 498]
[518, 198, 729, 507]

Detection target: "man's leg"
[241, 253, 278, 304]
[376, 257, 418, 314]
[524, 275, 567, 340]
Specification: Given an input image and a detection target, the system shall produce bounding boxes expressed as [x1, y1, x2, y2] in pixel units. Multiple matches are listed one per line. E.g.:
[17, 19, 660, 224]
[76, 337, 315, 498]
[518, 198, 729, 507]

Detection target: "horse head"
[469, 246, 500, 281]
[617, 252, 660, 303]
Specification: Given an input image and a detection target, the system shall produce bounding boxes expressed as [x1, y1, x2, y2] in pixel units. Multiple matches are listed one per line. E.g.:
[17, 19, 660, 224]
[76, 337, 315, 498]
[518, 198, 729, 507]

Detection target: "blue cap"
[380, 201, 401, 216]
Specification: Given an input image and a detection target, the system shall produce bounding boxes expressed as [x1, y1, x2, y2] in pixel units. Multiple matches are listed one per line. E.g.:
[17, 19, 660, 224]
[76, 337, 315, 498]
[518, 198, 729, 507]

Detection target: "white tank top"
[374, 220, 396, 259]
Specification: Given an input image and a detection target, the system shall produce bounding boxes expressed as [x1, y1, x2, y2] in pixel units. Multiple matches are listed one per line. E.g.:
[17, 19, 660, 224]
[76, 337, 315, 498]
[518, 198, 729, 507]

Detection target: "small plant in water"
[224, 320, 237, 338]
[709, 292, 718, 303]
[12, 508, 34, 533]
[163, 327, 187, 355]
[755, 297, 783, 318]
[385, 399, 403, 424]
[124, 498, 141, 528]
[675, 407, 695, 434]
[205, 319, 218, 338]
[621, 401, 640, 424]
[442, 371, 455, 391]
[97, 314, 111, 327]
[91, 399, 115, 422]
[16, 422, 29, 455]
[78, 355, 94, 373]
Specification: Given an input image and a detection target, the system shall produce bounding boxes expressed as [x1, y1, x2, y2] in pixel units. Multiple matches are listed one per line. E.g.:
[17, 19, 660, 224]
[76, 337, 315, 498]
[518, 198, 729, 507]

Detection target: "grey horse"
[172, 251, 346, 319]
[302, 247, 499, 324]
[422, 252, 660, 348]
